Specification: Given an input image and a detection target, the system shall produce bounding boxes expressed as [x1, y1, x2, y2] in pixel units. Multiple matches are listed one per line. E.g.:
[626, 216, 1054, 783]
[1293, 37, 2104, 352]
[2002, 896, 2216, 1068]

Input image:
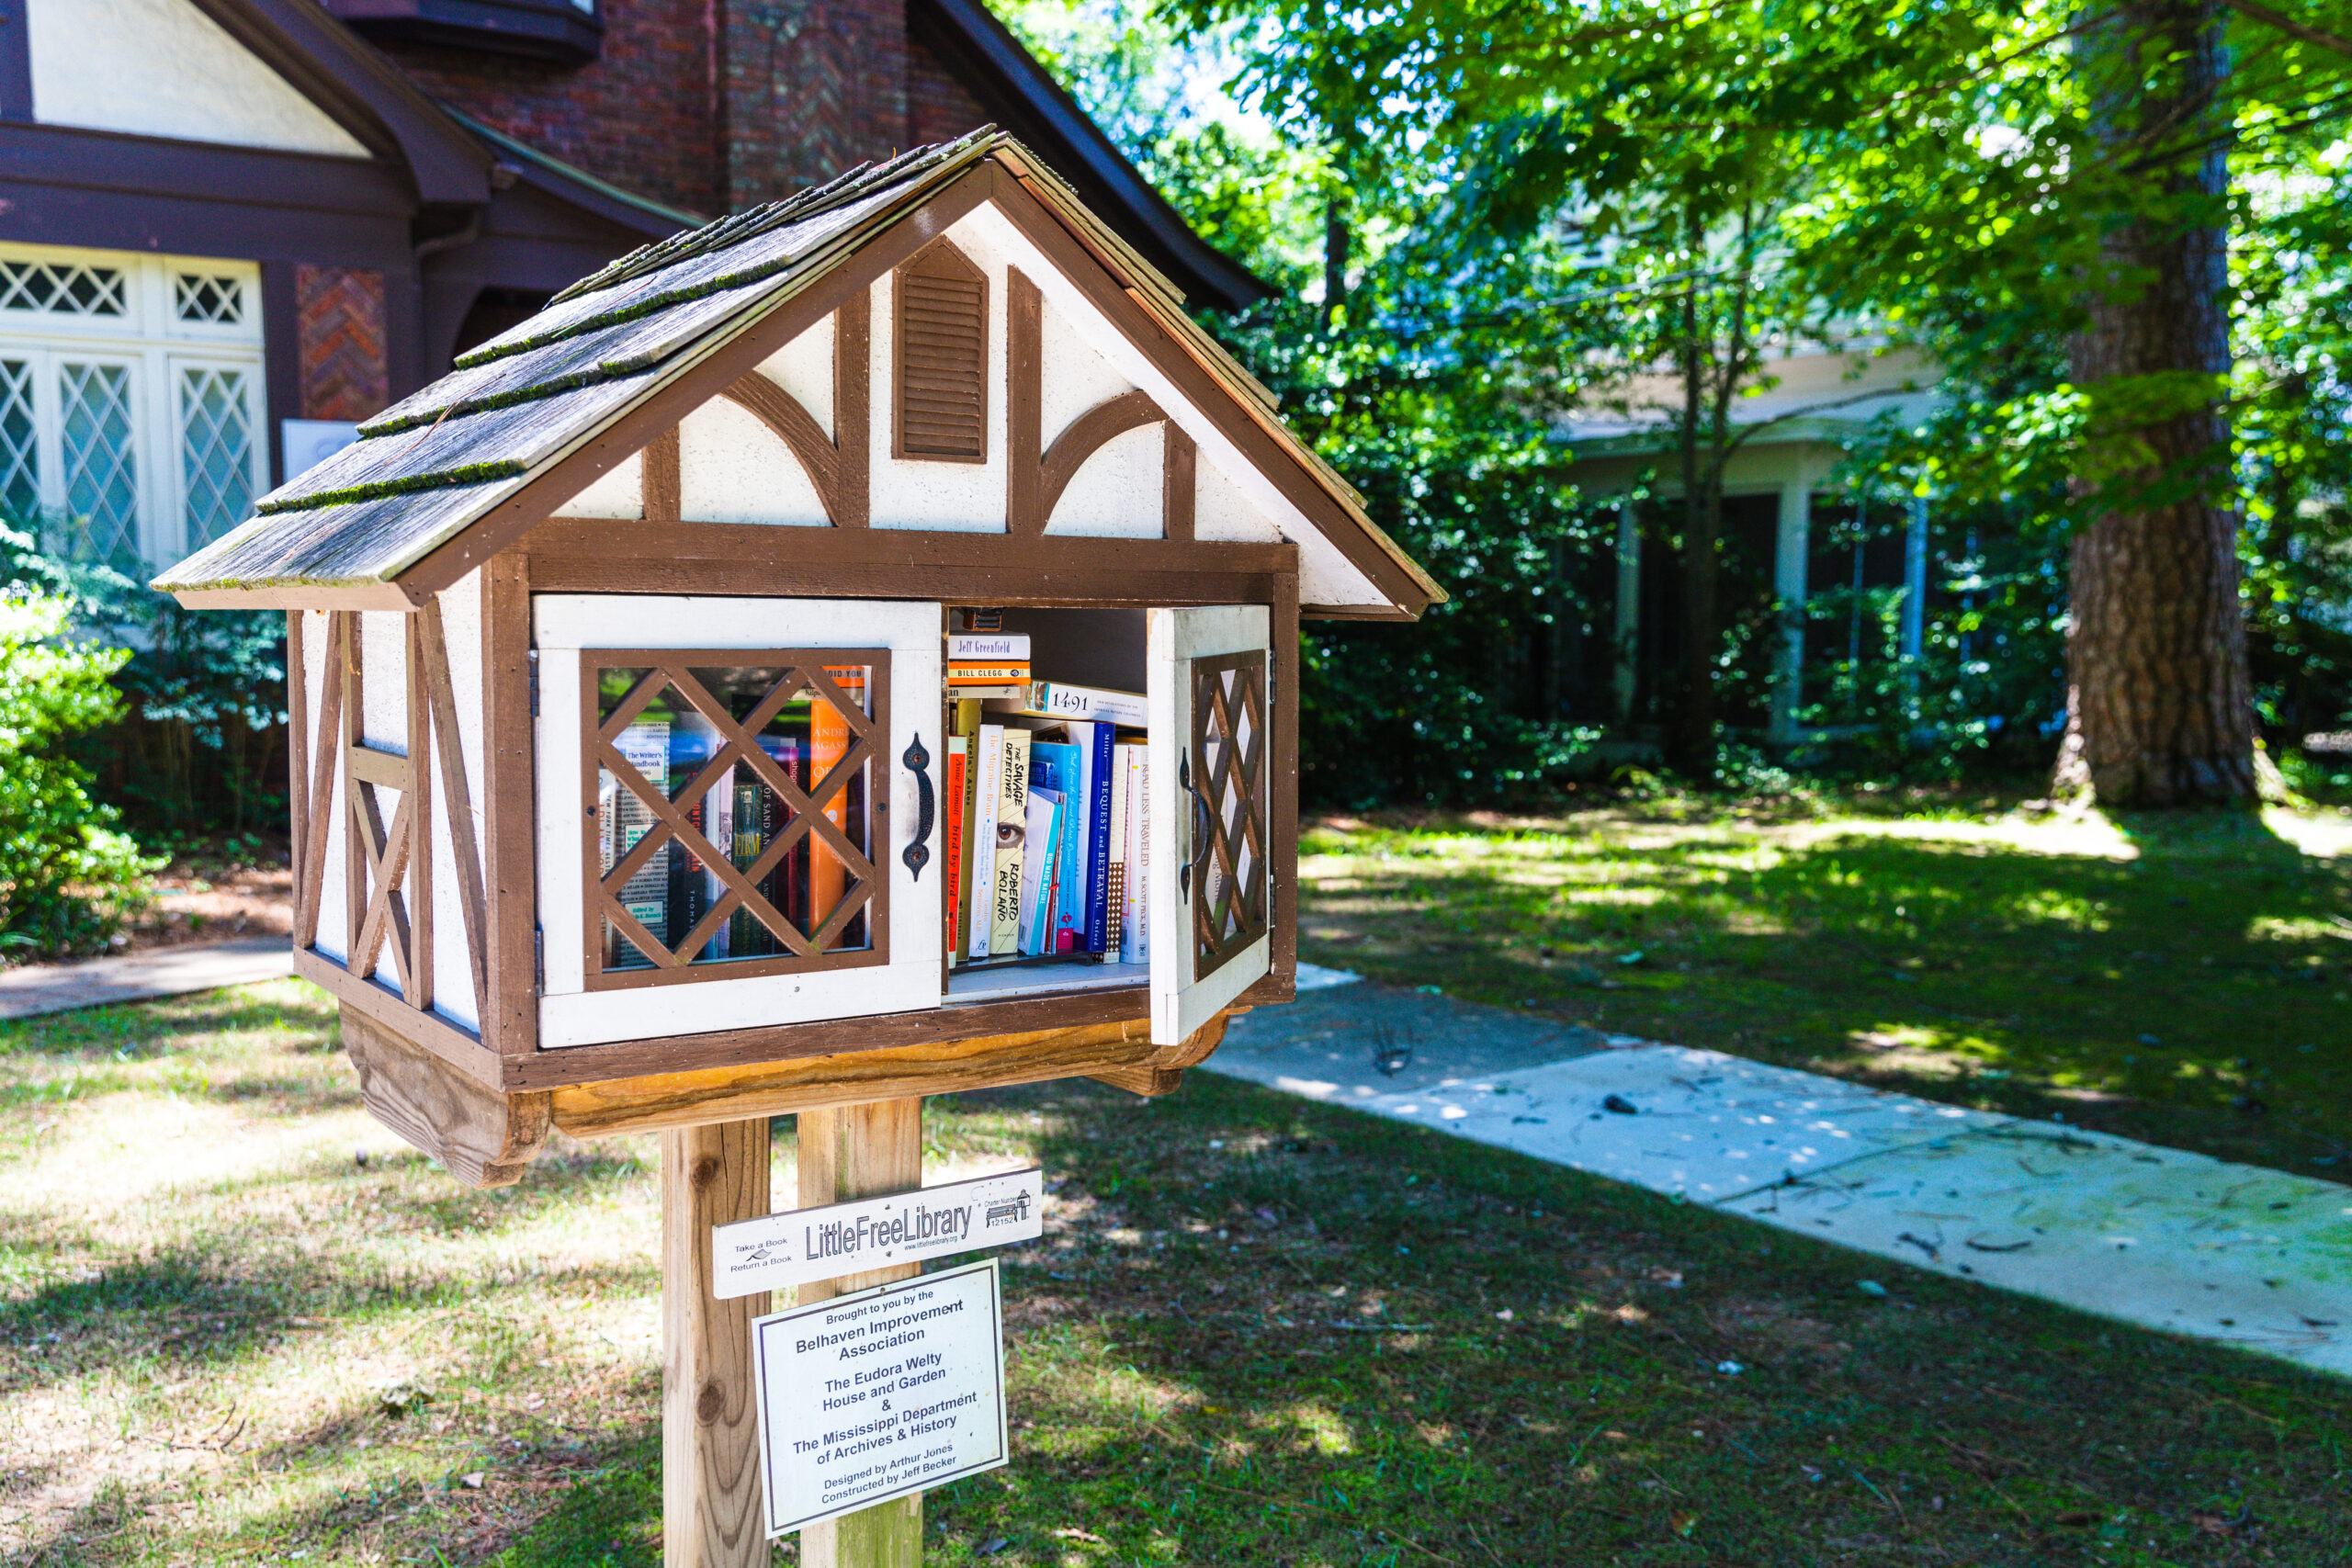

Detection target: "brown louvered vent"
[893, 242, 989, 463]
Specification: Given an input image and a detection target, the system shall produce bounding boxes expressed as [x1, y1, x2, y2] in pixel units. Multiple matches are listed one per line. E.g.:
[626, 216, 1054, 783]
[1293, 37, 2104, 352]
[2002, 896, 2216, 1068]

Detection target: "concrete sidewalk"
[1211, 968, 2352, 1379]
[0, 938, 294, 1021]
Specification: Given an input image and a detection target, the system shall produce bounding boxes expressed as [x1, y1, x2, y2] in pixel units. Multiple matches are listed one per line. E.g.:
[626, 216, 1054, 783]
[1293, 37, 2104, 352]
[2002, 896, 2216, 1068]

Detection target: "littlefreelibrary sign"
[751, 1258, 1010, 1536]
[711, 1167, 1042, 1298]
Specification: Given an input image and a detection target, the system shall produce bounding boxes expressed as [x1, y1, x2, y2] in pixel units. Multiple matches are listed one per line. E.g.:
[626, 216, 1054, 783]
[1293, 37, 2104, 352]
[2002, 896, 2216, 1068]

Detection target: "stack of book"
[939, 676, 1149, 974]
[946, 631, 1029, 701]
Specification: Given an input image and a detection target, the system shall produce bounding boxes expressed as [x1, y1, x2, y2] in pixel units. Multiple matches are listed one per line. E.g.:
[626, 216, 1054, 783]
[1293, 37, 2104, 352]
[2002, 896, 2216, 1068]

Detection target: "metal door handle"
[1177, 752, 1211, 900]
[902, 733, 933, 880]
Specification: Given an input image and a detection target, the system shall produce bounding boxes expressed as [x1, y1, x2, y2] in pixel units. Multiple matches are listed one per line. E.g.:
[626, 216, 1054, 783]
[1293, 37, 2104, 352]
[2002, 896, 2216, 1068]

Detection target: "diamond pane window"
[589, 654, 887, 984]
[0, 259, 127, 316]
[1188, 650, 1268, 979]
[180, 367, 254, 546]
[58, 362, 140, 572]
[175, 274, 243, 324]
[0, 360, 35, 525]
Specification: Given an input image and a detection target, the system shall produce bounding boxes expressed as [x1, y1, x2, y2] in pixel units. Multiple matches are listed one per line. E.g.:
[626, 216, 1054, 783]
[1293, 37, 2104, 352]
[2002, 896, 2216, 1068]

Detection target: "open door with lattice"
[1147, 605, 1272, 1044]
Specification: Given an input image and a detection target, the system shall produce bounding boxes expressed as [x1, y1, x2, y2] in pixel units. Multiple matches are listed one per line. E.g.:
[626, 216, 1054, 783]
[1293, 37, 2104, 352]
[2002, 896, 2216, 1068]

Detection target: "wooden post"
[662, 1119, 772, 1568]
[795, 1099, 925, 1568]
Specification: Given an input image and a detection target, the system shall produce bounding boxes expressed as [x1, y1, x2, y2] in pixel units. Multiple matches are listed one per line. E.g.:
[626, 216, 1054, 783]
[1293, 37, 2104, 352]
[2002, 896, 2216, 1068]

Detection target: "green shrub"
[0, 592, 160, 957]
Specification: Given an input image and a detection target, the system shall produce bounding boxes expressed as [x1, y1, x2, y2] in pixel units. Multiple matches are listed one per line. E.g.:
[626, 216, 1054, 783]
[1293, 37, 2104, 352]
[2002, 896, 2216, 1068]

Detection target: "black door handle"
[1177, 751, 1212, 900]
[902, 732, 934, 880]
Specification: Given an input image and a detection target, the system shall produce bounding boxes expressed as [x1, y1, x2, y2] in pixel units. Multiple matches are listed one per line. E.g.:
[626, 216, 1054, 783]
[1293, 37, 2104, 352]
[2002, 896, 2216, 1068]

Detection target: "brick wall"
[377, 0, 725, 219]
[907, 32, 988, 149]
[371, 0, 995, 220]
[295, 266, 390, 422]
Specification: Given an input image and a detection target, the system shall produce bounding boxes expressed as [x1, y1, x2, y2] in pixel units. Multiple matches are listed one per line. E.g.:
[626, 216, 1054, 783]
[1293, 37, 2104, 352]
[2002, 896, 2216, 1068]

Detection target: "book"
[1118, 741, 1148, 964]
[984, 680, 1148, 729]
[943, 736, 967, 967]
[987, 728, 1031, 956]
[967, 723, 1002, 959]
[809, 666, 864, 950]
[948, 700, 983, 963]
[605, 718, 670, 969]
[756, 733, 805, 942]
[1081, 719, 1116, 953]
[948, 632, 1031, 694]
[664, 713, 718, 959]
[1026, 739, 1086, 954]
[948, 631, 1029, 663]
[1018, 786, 1063, 956]
[1103, 741, 1129, 964]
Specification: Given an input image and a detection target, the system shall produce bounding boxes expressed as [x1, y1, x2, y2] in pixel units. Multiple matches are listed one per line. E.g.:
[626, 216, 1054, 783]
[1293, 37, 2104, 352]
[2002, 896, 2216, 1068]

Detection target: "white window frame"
[532, 593, 946, 1050]
[0, 241, 265, 567]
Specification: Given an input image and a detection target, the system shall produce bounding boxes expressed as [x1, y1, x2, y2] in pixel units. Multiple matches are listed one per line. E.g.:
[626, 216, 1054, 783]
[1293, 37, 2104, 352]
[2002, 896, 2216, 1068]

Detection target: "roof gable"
[154, 133, 1438, 619]
[30, 0, 369, 156]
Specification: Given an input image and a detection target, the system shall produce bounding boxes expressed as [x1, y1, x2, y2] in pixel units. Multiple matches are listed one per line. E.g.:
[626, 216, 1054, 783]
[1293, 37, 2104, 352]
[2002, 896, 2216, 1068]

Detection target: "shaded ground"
[1295, 798, 2352, 1181]
[6, 982, 2346, 1565]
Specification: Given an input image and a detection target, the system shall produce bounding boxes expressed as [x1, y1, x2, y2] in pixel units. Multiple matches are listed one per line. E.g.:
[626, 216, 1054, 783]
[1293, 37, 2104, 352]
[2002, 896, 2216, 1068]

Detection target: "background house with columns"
[1557, 343, 1941, 747]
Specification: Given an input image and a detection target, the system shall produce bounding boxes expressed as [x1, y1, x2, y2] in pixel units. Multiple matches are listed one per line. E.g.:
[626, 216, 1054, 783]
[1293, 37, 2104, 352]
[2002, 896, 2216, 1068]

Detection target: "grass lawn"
[4, 977, 2346, 1565]
[1297, 795, 2352, 1181]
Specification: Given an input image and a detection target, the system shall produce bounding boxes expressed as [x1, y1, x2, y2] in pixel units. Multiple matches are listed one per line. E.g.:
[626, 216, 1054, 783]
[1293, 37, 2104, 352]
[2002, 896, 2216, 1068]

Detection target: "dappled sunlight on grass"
[1300, 800, 2352, 1179]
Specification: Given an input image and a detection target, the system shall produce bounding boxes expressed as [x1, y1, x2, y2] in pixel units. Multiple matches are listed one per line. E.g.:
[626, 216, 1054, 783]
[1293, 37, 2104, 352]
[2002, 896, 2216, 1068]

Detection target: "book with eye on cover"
[987, 728, 1032, 957]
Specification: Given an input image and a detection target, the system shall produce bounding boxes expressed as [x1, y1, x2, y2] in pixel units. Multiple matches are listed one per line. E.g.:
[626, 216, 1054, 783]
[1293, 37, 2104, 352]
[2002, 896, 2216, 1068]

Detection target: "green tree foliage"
[0, 585, 156, 956]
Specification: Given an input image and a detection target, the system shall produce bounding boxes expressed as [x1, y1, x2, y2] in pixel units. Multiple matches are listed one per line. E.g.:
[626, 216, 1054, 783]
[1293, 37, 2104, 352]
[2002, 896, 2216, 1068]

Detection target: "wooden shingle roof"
[154, 131, 1441, 617]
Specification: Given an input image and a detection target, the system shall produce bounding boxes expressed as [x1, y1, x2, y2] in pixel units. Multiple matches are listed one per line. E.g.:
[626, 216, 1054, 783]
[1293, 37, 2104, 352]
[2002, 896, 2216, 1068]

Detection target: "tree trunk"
[2052, 0, 2255, 807]
[1666, 268, 1719, 784]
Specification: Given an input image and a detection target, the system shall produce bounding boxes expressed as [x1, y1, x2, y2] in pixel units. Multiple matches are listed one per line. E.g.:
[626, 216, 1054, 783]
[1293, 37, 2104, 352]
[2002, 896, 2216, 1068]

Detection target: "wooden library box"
[156, 130, 1440, 1186]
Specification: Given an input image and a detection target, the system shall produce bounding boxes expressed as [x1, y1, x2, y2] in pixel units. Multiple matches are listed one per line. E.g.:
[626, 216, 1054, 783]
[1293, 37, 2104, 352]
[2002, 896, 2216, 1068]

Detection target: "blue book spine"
[1028, 793, 1067, 955]
[1083, 719, 1115, 953]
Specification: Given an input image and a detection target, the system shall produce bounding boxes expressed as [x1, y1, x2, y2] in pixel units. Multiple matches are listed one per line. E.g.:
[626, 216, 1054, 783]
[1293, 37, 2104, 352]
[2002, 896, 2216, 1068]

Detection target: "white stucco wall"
[30, 0, 369, 156]
[1044, 422, 1164, 537]
[678, 395, 830, 525]
[427, 571, 484, 1030]
[761, 316, 834, 437]
[564, 452, 643, 520]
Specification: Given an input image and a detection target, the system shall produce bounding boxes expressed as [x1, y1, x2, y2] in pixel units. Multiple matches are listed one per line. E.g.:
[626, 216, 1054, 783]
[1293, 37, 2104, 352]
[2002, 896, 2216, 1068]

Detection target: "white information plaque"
[751, 1258, 1010, 1537]
[711, 1166, 1041, 1299]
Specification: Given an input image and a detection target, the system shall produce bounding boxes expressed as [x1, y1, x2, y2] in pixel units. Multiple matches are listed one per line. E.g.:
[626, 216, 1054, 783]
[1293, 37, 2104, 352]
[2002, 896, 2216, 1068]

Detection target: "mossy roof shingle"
[153, 131, 998, 593]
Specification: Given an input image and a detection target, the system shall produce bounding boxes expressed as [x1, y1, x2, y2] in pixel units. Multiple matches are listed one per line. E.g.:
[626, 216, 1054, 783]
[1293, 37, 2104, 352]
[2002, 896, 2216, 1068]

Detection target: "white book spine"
[966, 724, 1002, 959]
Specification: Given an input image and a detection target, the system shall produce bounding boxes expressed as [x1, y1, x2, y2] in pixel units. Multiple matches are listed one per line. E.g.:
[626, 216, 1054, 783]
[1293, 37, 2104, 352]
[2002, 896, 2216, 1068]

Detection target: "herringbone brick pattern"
[295, 266, 390, 423]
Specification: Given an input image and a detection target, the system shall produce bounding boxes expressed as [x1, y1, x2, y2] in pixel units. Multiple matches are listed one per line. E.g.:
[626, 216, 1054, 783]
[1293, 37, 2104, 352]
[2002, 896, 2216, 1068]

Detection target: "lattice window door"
[1189, 651, 1269, 976]
[1148, 604, 1273, 1044]
[584, 653, 890, 988]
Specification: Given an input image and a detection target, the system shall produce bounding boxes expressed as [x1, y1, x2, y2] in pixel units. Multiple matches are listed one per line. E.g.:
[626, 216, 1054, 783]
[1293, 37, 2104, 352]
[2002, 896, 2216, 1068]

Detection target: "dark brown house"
[0, 0, 1259, 575]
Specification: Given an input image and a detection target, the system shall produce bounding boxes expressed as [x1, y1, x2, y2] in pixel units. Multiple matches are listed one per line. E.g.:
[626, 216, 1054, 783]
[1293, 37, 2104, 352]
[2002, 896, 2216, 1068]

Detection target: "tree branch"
[2221, 0, 2352, 58]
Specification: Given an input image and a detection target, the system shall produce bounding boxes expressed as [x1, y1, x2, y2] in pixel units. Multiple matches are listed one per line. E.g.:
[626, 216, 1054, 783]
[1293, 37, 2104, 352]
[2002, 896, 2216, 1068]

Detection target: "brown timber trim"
[1271, 572, 1300, 987]
[343, 1009, 550, 1190]
[1164, 424, 1197, 542]
[834, 289, 872, 526]
[503, 982, 1157, 1091]
[346, 743, 409, 789]
[481, 553, 539, 1058]
[343, 609, 366, 962]
[419, 596, 491, 1010]
[986, 175, 1431, 615]
[406, 615, 435, 1016]
[520, 520, 1295, 608]
[296, 946, 503, 1089]
[1039, 389, 1162, 525]
[1005, 267, 1043, 532]
[1300, 603, 1421, 622]
[642, 425, 681, 523]
[396, 164, 1004, 602]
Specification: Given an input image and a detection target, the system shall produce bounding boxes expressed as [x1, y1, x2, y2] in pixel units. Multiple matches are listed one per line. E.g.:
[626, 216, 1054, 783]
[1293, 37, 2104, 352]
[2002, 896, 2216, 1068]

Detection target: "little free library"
[156, 127, 1438, 1566]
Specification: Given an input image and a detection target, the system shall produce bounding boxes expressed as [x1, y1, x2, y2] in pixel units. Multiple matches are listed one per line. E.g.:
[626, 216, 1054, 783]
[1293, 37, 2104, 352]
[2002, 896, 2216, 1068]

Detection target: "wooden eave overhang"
[153, 132, 1442, 621]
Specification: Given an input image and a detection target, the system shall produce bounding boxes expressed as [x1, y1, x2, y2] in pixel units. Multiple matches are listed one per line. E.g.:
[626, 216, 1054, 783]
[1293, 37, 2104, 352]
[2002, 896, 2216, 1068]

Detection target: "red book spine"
[943, 745, 967, 959]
